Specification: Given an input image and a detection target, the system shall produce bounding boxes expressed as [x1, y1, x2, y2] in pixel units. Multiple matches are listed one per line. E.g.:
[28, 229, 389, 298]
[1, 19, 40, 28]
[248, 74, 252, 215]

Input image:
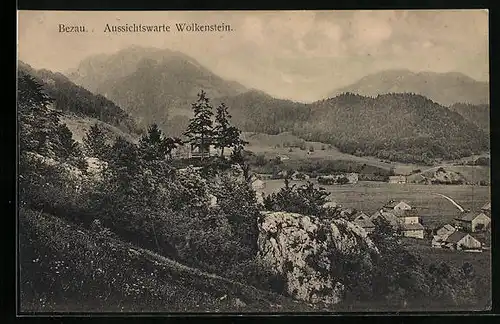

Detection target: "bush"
[263, 179, 331, 217]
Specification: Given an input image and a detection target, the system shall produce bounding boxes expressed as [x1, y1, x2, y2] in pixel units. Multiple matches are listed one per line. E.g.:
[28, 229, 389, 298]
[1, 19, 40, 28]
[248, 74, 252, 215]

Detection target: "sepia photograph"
[17, 10, 491, 313]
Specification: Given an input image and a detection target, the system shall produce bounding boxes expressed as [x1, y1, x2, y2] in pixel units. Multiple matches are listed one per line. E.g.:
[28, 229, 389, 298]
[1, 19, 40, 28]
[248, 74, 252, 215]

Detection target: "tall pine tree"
[83, 123, 109, 161]
[184, 90, 214, 160]
[213, 103, 247, 158]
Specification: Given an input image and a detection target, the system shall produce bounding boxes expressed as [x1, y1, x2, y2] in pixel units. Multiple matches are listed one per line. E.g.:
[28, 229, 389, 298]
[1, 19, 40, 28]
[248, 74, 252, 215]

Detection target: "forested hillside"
[18, 61, 142, 135]
[215, 92, 489, 164]
[66, 46, 248, 128]
[449, 103, 490, 132]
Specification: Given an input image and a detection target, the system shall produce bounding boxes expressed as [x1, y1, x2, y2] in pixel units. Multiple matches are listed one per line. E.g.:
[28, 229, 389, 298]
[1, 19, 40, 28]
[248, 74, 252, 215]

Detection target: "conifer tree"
[184, 90, 214, 160]
[83, 123, 109, 160]
[213, 103, 247, 158]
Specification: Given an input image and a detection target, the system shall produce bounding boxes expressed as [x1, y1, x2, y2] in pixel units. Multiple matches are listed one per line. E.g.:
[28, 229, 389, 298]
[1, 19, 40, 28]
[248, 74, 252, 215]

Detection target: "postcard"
[17, 10, 490, 313]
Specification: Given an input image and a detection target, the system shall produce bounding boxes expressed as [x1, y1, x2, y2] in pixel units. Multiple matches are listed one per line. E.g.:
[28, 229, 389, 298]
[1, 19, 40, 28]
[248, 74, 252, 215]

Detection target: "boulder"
[257, 211, 378, 306]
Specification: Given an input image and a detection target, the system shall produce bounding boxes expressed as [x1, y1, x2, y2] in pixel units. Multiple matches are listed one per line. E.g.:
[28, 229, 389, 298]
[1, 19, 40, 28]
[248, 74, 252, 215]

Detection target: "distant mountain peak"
[329, 69, 489, 106]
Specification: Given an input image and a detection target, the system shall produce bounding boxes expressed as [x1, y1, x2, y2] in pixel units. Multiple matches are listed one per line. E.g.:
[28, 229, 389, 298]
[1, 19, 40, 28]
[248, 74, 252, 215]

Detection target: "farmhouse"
[383, 200, 412, 211]
[394, 209, 420, 224]
[454, 212, 491, 232]
[370, 210, 400, 229]
[388, 175, 407, 184]
[400, 222, 425, 239]
[481, 202, 491, 216]
[442, 231, 482, 251]
[353, 218, 376, 234]
[436, 224, 456, 237]
[317, 173, 359, 185]
[353, 211, 371, 222]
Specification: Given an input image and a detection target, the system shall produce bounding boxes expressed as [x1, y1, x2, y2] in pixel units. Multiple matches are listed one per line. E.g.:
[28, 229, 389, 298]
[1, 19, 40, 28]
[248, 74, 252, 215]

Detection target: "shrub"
[263, 179, 330, 217]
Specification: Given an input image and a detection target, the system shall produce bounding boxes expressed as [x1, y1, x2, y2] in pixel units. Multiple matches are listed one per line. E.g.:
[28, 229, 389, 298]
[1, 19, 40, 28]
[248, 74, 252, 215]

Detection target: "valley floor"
[256, 180, 490, 229]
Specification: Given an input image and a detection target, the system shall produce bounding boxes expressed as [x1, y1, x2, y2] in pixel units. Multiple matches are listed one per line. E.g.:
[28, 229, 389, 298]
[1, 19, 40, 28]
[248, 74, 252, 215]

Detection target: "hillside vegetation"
[449, 103, 490, 132]
[219, 92, 488, 164]
[18, 61, 141, 135]
[66, 46, 248, 128]
[19, 208, 315, 312]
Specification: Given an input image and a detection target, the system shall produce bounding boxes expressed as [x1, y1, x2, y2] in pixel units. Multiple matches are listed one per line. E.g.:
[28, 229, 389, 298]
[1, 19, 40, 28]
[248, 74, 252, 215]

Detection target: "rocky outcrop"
[257, 211, 378, 306]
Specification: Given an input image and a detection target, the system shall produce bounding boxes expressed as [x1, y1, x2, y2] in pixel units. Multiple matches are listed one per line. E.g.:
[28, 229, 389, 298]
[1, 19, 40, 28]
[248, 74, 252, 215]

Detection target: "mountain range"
[328, 69, 489, 107]
[18, 61, 141, 135]
[21, 46, 490, 163]
[66, 46, 248, 128]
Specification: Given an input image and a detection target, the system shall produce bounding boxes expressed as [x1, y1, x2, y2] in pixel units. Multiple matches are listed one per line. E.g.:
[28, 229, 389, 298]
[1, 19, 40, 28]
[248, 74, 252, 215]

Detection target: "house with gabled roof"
[383, 200, 412, 212]
[353, 218, 376, 234]
[443, 231, 482, 251]
[454, 212, 491, 233]
[481, 202, 491, 216]
[370, 210, 400, 229]
[432, 224, 457, 248]
[400, 222, 424, 239]
[436, 224, 456, 237]
[351, 211, 370, 221]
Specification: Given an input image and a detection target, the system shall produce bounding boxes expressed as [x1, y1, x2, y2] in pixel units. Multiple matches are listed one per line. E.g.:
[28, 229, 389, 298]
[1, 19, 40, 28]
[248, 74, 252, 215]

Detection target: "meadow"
[256, 180, 490, 229]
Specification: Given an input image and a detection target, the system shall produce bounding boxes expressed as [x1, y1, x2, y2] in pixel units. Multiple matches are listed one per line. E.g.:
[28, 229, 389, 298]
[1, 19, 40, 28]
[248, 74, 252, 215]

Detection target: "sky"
[18, 10, 489, 102]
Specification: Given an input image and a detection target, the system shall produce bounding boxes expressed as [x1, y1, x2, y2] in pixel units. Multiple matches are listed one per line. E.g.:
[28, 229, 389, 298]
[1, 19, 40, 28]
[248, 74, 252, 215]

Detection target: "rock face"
[257, 211, 378, 306]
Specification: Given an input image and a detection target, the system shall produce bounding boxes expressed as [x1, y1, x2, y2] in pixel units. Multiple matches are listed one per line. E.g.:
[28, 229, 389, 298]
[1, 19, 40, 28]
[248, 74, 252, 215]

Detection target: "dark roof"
[401, 223, 424, 230]
[444, 231, 469, 243]
[353, 211, 370, 221]
[440, 224, 455, 232]
[455, 212, 489, 222]
[371, 210, 399, 226]
[354, 218, 375, 228]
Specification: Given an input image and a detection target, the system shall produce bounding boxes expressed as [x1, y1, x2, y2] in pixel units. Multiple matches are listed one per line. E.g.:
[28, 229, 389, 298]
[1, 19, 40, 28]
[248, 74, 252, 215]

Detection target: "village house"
[353, 217, 376, 234]
[442, 231, 482, 252]
[400, 222, 425, 239]
[454, 212, 491, 232]
[388, 175, 407, 184]
[382, 200, 412, 212]
[393, 209, 424, 239]
[481, 202, 491, 216]
[352, 211, 371, 222]
[432, 224, 457, 248]
[436, 224, 456, 237]
[370, 210, 400, 230]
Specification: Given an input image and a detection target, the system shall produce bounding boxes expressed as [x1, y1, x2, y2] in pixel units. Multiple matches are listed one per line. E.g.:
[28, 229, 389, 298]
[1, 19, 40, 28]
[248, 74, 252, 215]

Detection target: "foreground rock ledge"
[257, 211, 379, 306]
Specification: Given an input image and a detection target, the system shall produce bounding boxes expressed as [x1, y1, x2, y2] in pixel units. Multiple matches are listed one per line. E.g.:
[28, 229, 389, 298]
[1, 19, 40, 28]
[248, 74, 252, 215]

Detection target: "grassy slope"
[60, 114, 140, 145]
[19, 208, 319, 313]
[243, 132, 413, 172]
[244, 132, 490, 181]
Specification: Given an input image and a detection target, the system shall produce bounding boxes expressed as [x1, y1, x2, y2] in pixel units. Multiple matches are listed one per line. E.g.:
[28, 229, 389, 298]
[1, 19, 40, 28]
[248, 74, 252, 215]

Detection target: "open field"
[243, 132, 489, 178]
[256, 180, 490, 229]
[243, 132, 415, 172]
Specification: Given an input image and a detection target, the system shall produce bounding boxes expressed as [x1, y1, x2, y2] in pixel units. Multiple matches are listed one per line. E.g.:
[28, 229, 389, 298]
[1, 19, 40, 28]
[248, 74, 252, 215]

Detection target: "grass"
[19, 207, 324, 313]
[60, 114, 140, 145]
[400, 237, 491, 311]
[256, 180, 490, 229]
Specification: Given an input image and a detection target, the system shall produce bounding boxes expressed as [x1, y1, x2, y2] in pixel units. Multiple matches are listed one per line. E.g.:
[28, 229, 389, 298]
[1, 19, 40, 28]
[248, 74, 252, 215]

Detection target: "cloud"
[18, 10, 489, 102]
